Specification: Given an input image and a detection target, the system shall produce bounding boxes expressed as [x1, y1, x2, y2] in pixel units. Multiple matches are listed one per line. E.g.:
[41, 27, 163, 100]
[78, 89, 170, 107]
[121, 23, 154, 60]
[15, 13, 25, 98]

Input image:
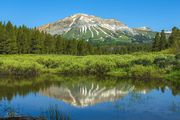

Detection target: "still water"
[0, 75, 180, 120]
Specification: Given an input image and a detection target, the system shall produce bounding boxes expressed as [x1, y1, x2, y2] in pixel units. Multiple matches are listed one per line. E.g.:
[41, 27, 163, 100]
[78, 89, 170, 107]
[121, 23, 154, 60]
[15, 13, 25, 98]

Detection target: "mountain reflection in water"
[40, 83, 135, 107]
[0, 75, 180, 120]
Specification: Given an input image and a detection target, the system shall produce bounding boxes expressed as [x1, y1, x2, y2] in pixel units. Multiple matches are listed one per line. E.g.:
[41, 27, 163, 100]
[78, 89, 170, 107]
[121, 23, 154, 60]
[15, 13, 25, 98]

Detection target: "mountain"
[134, 26, 152, 31]
[38, 13, 156, 44]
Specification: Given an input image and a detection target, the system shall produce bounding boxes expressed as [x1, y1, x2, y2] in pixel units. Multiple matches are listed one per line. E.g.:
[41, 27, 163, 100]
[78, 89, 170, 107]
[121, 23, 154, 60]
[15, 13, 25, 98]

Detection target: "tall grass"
[41, 105, 71, 120]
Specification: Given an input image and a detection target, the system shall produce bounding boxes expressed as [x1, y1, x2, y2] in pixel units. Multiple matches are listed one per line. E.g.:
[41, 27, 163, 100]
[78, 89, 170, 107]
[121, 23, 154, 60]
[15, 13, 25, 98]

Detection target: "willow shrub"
[107, 68, 128, 77]
[0, 60, 43, 76]
[130, 65, 163, 80]
[37, 58, 60, 69]
[58, 56, 117, 75]
[166, 70, 180, 83]
[175, 53, 180, 60]
[0, 53, 176, 78]
[131, 59, 152, 66]
[84, 60, 116, 75]
[58, 61, 85, 75]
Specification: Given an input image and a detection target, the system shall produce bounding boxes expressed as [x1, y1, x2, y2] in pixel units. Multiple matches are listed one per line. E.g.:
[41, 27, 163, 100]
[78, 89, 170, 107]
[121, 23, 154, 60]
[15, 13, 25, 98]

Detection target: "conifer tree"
[168, 27, 180, 52]
[159, 30, 167, 51]
[152, 33, 160, 51]
[168, 27, 179, 47]
[16, 26, 31, 54]
[43, 34, 54, 54]
[0, 22, 6, 54]
[5, 21, 18, 54]
[30, 30, 43, 54]
[55, 35, 64, 54]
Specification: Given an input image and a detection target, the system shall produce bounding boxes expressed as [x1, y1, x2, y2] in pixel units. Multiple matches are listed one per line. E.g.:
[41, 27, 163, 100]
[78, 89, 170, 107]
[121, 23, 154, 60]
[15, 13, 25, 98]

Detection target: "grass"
[0, 52, 179, 81]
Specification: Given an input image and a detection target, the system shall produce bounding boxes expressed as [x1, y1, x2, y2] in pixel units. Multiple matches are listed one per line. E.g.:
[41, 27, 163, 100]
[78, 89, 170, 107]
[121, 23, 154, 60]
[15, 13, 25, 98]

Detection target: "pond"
[0, 75, 180, 120]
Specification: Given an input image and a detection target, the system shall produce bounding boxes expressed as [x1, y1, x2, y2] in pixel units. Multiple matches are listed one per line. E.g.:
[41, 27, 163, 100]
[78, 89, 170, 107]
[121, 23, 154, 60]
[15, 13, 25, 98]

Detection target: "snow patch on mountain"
[38, 13, 155, 41]
[135, 26, 152, 31]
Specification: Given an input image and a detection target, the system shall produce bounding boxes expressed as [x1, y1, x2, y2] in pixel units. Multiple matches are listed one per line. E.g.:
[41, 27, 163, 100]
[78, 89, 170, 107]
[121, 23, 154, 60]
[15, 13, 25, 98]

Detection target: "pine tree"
[168, 27, 176, 47]
[43, 34, 54, 54]
[168, 27, 180, 49]
[65, 40, 77, 55]
[17, 26, 30, 54]
[0, 22, 6, 54]
[175, 29, 180, 52]
[30, 29, 43, 54]
[77, 40, 86, 55]
[70, 39, 78, 55]
[152, 33, 160, 51]
[168, 27, 180, 52]
[5, 21, 18, 54]
[55, 35, 65, 54]
[159, 30, 167, 51]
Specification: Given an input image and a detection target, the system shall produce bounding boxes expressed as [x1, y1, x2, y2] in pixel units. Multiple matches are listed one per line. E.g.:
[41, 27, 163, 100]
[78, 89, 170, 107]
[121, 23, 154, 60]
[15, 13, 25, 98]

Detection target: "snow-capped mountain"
[38, 13, 155, 43]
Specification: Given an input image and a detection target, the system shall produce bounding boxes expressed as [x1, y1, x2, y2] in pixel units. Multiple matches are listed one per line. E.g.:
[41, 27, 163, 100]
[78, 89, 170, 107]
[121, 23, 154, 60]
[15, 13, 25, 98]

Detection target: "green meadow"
[0, 52, 179, 82]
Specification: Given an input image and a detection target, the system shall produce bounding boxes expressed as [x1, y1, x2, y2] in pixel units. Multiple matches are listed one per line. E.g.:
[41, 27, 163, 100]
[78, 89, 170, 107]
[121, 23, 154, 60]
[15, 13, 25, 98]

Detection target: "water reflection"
[0, 75, 180, 120]
[40, 82, 134, 107]
[0, 75, 167, 103]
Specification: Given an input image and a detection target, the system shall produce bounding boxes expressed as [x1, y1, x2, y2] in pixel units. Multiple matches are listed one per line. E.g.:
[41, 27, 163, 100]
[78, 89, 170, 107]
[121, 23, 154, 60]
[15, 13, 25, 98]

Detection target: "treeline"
[0, 21, 94, 55]
[97, 43, 152, 54]
[1, 21, 178, 55]
[0, 21, 153, 55]
[152, 27, 180, 52]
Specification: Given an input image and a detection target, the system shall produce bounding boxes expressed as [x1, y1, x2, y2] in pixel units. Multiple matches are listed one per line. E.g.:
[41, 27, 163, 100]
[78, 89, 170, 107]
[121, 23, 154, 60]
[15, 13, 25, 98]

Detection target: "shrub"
[107, 68, 128, 77]
[59, 62, 84, 74]
[37, 58, 59, 69]
[0, 61, 42, 76]
[173, 61, 180, 70]
[0, 62, 3, 67]
[153, 57, 167, 68]
[115, 59, 130, 68]
[130, 65, 162, 80]
[84, 60, 116, 75]
[166, 70, 180, 83]
[0, 53, 177, 78]
[153, 56, 176, 68]
[175, 53, 180, 60]
[131, 59, 152, 66]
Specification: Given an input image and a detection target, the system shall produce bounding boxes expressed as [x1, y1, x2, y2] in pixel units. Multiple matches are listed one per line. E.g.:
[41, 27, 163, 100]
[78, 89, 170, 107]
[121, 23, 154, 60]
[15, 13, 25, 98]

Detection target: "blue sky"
[0, 0, 179, 31]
